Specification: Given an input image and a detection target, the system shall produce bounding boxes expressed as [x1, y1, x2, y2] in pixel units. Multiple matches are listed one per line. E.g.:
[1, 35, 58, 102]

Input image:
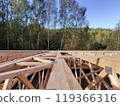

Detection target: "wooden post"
[17, 75, 35, 89]
[38, 71, 41, 89]
[18, 79, 21, 89]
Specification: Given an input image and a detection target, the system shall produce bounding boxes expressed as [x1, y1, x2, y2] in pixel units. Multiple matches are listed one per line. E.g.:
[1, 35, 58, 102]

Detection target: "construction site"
[0, 50, 120, 90]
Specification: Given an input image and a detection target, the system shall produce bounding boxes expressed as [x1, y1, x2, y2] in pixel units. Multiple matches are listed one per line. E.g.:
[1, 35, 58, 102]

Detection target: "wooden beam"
[85, 70, 108, 90]
[38, 71, 41, 89]
[33, 57, 53, 63]
[70, 66, 99, 70]
[39, 57, 56, 60]
[58, 55, 120, 59]
[62, 59, 83, 90]
[41, 70, 45, 88]
[2, 79, 9, 90]
[2, 78, 14, 90]
[0, 63, 15, 72]
[43, 69, 50, 89]
[46, 52, 82, 90]
[73, 58, 77, 77]
[98, 81, 101, 90]
[76, 68, 102, 80]
[16, 62, 45, 67]
[30, 72, 36, 82]
[17, 75, 35, 89]
[46, 52, 70, 90]
[81, 70, 91, 84]
[18, 79, 21, 89]
[42, 53, 56, 57]
[79, 59, 82, 85]
[7, 78, 18, 90]
[0, 53, 45, 72]
[0, 84, 3, 90]
[94, 73, 112, 90]
[0, 63, 53, 81]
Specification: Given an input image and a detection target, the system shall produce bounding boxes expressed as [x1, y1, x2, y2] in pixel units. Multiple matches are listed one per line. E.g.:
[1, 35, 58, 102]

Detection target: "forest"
[0, 0, 120, 50]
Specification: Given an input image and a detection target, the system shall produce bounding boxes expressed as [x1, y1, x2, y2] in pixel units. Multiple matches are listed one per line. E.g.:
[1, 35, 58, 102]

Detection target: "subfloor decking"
[0, 50, 120, 90]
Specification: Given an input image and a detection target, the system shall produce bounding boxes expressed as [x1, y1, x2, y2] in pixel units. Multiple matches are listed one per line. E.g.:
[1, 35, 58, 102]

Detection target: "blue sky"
[77, 0, 120, 29]
[28, 0, 120, 29]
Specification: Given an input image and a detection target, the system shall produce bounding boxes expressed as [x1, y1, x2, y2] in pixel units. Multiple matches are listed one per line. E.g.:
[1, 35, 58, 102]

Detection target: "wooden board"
[46, 52, 70, 90]
[46, 52, 82, 90]
[62, 59, 82, 90]
[17, 75, 35, 89]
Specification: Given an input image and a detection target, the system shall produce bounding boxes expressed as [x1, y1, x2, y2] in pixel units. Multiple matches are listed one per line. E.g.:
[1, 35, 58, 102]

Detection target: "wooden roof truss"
[0, 50, 120, 90]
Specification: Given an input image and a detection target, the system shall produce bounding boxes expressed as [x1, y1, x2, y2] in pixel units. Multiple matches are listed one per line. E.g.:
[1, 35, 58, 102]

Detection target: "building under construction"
[0, 50, 120, 90]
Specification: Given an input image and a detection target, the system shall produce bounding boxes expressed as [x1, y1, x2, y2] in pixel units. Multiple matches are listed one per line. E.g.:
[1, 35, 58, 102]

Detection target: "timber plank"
[16, 62, 45, 67]
[17, 75, 35, 89]
[46, 52, 70, 90]
[33, 57, 54, 63]
[2, 79, 9, 90]
[62, 59, 82, 90]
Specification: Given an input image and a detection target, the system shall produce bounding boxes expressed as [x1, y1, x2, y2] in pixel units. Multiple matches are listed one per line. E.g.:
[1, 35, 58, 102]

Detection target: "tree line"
[0, 0, 120, 50]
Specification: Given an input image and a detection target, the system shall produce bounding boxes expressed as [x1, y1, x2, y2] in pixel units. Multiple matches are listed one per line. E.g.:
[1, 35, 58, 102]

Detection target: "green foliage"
[50, 30, 63, 50]
[0, 0, 120, 50]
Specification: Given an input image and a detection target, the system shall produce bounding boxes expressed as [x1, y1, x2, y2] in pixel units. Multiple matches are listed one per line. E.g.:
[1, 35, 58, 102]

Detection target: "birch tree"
[45, 0, 58, 50]
[68, 0, 86, 50]
[59, 0, 69, 50]
[32, 0, 46, 50]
